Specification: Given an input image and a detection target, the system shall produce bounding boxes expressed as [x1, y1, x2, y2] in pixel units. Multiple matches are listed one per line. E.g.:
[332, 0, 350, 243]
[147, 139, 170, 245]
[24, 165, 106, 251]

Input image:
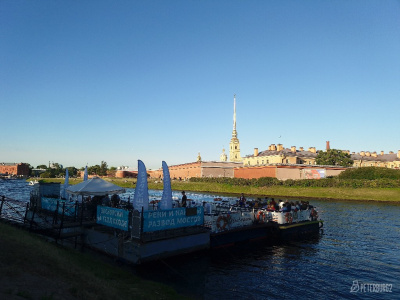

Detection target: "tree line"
[31, 161, 116, 178]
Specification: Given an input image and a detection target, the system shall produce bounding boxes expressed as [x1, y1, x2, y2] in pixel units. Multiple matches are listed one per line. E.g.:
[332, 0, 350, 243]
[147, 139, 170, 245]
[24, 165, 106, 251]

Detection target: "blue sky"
[1, 0, 399, 170]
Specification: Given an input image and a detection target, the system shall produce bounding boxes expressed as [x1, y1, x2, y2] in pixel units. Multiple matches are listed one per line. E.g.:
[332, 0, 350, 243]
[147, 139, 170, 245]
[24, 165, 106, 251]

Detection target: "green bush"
[190, 174, 400, 189]
[338, 167, 400, 180]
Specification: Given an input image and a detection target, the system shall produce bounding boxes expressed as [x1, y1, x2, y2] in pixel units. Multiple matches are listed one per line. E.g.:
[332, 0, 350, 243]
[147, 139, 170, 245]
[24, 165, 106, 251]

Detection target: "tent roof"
[66, 176, 126, 196]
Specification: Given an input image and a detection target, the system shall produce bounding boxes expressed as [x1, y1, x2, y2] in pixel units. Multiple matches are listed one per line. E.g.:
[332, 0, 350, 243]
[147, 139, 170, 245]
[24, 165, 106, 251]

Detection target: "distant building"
[352, 150, 400, 169]
[148, 161, 242, 180]
[243, 143, 400, 170]
[243, 144, 318, 167]
[154, 95, 400, 181]
[0, 163, 30, 177]
[114, 166, 138, 178]
[115, 169, 138, 178]
[220, 148, 227, 162]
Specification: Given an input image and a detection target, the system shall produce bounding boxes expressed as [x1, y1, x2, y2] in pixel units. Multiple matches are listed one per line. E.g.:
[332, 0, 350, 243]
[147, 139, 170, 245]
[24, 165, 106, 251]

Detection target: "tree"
[99, 161, 108, 176]
[66, 167, 78, 177]
[316, 149, 353, 167]
[88, 165, 100, 175]
[108, 166, 117, 177]
[87, 161, 108, 176]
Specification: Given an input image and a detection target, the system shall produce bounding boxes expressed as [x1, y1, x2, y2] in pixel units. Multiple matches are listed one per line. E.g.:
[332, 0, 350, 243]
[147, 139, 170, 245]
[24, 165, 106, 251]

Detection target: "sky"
[1, 0, 399, 170]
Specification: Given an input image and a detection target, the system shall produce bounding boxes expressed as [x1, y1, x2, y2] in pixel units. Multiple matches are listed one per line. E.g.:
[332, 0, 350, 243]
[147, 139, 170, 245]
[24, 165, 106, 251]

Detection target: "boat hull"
[210, 220, 323, 248]
[278, 220, 322, 240]
[210, 222, 278, 248]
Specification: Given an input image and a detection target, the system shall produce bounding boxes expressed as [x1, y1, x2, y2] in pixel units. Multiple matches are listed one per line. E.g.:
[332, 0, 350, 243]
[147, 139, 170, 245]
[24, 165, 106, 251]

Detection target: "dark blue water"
[1, 180, 399, 299]
[134, 199, 400, 299]
[0, 179, 33, 202]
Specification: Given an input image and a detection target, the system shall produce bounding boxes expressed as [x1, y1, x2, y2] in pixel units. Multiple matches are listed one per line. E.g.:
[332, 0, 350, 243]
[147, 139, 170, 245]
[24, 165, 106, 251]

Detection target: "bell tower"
[220, 148, 227, 162]
[229, 94, 242, 162]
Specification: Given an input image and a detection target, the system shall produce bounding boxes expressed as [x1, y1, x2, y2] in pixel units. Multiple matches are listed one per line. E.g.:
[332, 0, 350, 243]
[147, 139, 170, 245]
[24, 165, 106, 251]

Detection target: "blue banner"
[83, 166, 88, 181]
[133, 160, 149, 211]
[62, 168, 69, 200]
[142, 207, 204, 232]
[160, 161, 173, 210]
[96, 206, 129, 231]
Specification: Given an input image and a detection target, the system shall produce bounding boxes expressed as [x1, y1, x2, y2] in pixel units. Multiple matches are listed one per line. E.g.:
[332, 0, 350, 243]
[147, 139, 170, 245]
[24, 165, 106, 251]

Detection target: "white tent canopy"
[66, 176, 126, 196]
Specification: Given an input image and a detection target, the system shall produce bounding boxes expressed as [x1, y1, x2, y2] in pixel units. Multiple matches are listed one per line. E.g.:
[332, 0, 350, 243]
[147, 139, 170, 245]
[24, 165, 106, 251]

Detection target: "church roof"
[245, 148, 399, 163]
[246, 148, 318, 158]
[351, 153, 399, 162]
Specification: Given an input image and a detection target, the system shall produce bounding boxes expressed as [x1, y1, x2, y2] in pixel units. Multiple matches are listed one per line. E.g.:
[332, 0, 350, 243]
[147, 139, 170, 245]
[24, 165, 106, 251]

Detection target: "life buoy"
[285, 212, 293, 224]
[257, 210, 266, 223]
[216, 215, 228, 230]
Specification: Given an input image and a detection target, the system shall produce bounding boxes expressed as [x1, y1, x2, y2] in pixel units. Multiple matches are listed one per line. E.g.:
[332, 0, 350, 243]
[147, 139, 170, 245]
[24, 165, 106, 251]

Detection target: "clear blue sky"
[1, 0, 399, 170]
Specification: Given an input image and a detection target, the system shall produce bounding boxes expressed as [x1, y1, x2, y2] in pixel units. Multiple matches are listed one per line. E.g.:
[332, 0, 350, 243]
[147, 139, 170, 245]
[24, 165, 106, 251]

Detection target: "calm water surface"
[134, 199, 399, 299]
[1, 180, 399, 299]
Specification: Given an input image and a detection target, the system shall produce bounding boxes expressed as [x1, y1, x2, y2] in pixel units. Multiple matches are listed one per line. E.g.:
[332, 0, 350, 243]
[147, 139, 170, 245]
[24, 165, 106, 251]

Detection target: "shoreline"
[31, 178, 400, 203]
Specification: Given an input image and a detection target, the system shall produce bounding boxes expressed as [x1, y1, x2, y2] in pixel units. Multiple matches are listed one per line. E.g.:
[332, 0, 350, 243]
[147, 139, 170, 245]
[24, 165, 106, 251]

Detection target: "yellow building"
[242, 144, 400, 169]
[352, 150, 400, 169]
[243, 144, 318, 167]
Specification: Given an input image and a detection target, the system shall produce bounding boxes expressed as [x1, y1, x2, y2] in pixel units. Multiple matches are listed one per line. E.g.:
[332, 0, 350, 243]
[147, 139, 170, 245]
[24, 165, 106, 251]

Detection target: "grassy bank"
[35, 178, 400, 202]
[0, 222, 186, 300]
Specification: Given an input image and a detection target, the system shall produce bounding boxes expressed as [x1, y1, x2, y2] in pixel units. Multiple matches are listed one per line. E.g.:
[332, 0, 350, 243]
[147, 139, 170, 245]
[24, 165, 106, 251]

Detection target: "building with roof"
[243, 144, 318, 167]
[351, 150, 400, 169]
[0, 163, 30, 177]
[242, 143, 400, 170]
[148, 161, 243, 179]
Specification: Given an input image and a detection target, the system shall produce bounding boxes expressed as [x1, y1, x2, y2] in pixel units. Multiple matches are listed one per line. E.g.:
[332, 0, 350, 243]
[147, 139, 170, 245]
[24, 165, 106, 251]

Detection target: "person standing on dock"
[181, 191, 187, 207]
[239, 193, 246, 207]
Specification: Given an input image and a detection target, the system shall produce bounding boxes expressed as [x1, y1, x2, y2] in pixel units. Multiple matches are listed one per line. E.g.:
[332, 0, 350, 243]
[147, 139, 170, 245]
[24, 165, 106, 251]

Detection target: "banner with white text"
[97, 206, 130, 231]
[142, 207, 204, 232]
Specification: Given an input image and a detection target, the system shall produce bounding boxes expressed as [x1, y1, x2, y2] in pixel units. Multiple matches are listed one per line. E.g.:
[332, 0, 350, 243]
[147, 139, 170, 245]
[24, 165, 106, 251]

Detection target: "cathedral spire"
[229, 94, 241, 162]
[232, 94, 237, 138]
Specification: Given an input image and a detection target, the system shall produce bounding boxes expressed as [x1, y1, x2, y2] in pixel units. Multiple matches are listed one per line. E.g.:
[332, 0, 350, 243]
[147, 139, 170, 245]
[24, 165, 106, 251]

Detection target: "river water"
[1, 180, 399, 299]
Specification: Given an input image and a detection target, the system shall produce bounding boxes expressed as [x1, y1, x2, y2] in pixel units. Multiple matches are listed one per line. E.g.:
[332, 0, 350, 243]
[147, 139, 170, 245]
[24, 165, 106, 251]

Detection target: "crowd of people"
[265, 198, 314, 213]
[237, 194, 317, 218]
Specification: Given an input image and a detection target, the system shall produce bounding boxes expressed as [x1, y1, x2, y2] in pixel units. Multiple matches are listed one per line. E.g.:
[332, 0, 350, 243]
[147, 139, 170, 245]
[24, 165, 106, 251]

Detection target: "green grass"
[34, 177, 400, 202]
[165, 181, 400, 202]
[0, 222, 187, 300]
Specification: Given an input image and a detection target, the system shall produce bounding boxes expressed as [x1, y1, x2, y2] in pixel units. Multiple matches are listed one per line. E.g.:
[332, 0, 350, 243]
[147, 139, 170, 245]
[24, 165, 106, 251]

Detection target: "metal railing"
[0, 195, 28, 224]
